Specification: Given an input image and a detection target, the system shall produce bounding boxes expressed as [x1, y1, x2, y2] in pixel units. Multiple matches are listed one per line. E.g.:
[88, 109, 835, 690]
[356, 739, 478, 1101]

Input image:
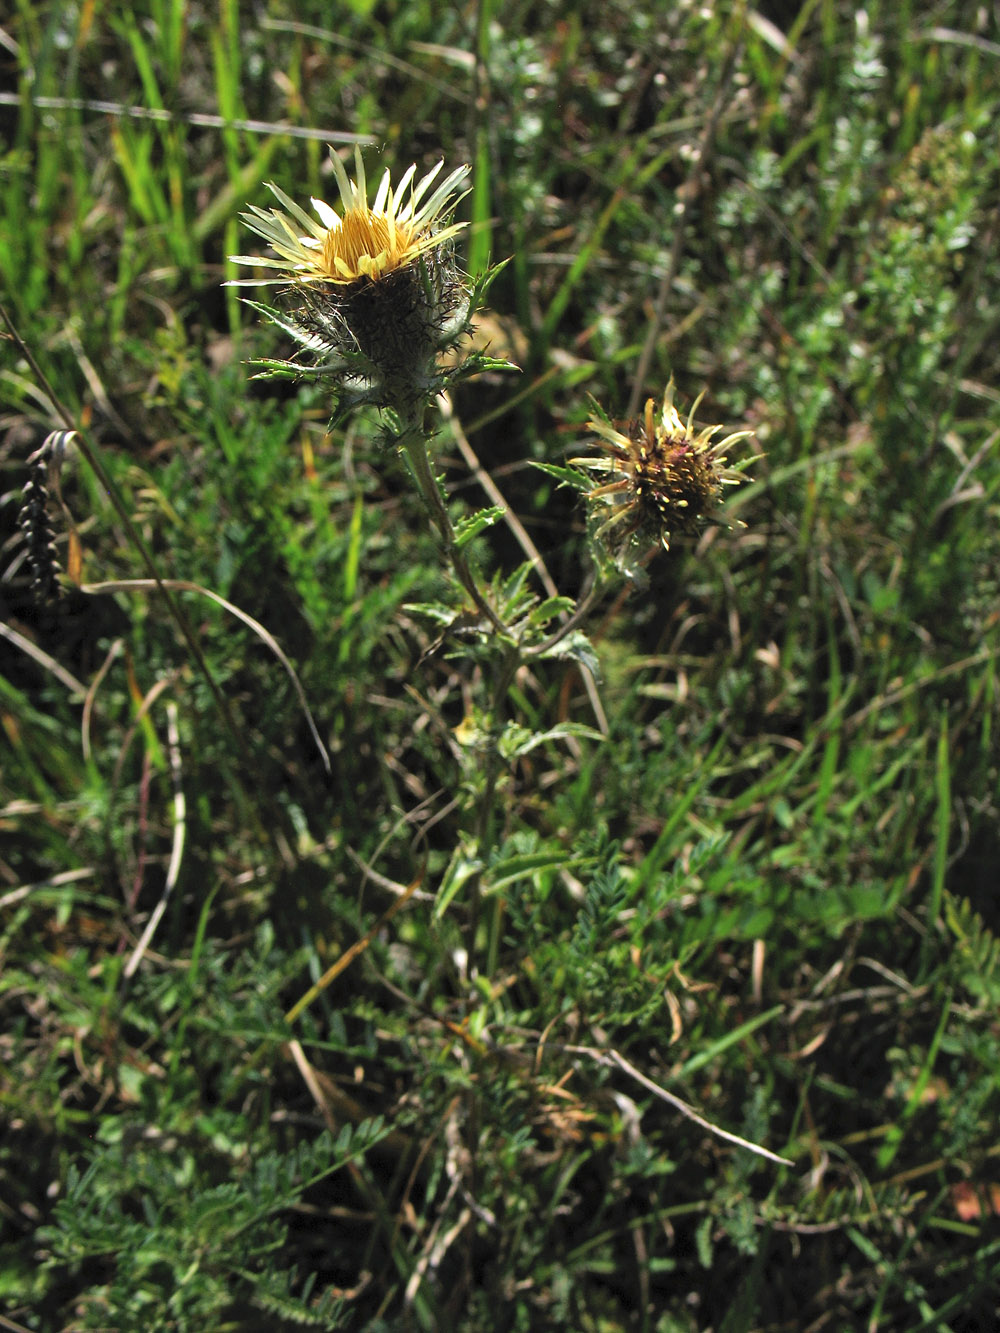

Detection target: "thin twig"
[82, 578, 329, 773]
[0, 619, 87, 696]
[0, 90, 378, 142]
[438, 389, 559, 599]
[284, 867, 424, 1025]
[81, 638, 124, 764]
[0, 1313, 39, 1333]
[0, 868, 94, 913]
[124, 703, 186, 978]
[566, 1044, 794, 1167]
[345, 844, 436, 902]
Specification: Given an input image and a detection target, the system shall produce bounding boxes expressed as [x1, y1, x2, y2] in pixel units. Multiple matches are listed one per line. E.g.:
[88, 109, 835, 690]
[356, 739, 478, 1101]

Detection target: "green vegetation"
[3, 2, 999, 1330]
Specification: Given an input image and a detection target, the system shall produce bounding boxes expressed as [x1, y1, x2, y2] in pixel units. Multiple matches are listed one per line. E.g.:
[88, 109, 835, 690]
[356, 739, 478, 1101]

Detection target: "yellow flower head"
[231, 146, 471, 287]
[570, 380, 755, 566]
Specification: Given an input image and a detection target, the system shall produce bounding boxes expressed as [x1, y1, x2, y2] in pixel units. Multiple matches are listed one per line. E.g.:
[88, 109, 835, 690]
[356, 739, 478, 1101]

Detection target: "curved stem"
[526, 578, 604, 658]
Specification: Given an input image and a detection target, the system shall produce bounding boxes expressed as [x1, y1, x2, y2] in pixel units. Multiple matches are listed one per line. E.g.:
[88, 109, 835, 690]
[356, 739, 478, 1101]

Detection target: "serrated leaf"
[454, 505, 506, 550]
[469, 255, 513, 303]
[478, 355, 521, 373]
[240, 299, 331, 352]
[528, 595, 575, 627]
[538, 629, 600, 677]
[247, 358, 310, 381]
[404, 600, 460, 626]
[500, 559, 535, 605]
[529, 460, 591, 491]
[444, 352, 520, 382]
[498, 720, 604, 760]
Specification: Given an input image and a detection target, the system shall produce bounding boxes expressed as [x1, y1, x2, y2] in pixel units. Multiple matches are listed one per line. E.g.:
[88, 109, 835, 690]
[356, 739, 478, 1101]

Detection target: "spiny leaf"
[454, 505, 505, 550]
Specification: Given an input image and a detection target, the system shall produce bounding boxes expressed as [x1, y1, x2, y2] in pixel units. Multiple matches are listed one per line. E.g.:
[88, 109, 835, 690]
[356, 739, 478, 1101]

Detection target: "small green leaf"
[498, 720, 604, 760]
[434, 848, 484, 920]
[529, 461, 591, 491]
[484, 849, 587, 895]
[538, 629, 600, 677]
[528, 595, 575, 627]
[404, 600, 460, 626]
[454, 506, 505, 550]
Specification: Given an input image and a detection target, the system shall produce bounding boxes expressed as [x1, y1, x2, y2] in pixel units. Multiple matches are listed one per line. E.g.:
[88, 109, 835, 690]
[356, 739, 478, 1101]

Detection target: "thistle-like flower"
[229, 148, 495, 424]
[231, 147, 471, 288]
[569, 381, 755, 574]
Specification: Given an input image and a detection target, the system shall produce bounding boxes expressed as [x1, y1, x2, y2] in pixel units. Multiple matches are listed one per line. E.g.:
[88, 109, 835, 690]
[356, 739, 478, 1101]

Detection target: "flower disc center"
[323, 209, 417, 281]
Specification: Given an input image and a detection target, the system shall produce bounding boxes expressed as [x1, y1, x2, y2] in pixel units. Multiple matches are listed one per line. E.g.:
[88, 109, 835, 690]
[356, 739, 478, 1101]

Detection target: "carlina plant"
[231, 143, 758, 993]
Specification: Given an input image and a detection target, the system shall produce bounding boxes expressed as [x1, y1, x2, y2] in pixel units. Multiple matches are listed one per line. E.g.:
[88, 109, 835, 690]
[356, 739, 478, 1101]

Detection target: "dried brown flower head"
[570, 381, 755, 573]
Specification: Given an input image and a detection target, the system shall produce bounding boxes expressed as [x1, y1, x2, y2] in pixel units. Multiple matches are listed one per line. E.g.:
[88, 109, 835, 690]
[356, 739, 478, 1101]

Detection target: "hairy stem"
[471, 641, 521, 975]
[399, 425, 508, 637]
[397, 416, 523, 973]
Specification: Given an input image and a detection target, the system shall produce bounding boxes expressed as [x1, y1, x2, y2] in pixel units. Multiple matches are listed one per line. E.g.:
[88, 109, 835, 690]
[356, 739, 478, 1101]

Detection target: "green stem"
[470, 642, 521, 975]
[399, 425, 508, 636]
[397, 416, 524, 975]
[526, 577, 604, 658]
